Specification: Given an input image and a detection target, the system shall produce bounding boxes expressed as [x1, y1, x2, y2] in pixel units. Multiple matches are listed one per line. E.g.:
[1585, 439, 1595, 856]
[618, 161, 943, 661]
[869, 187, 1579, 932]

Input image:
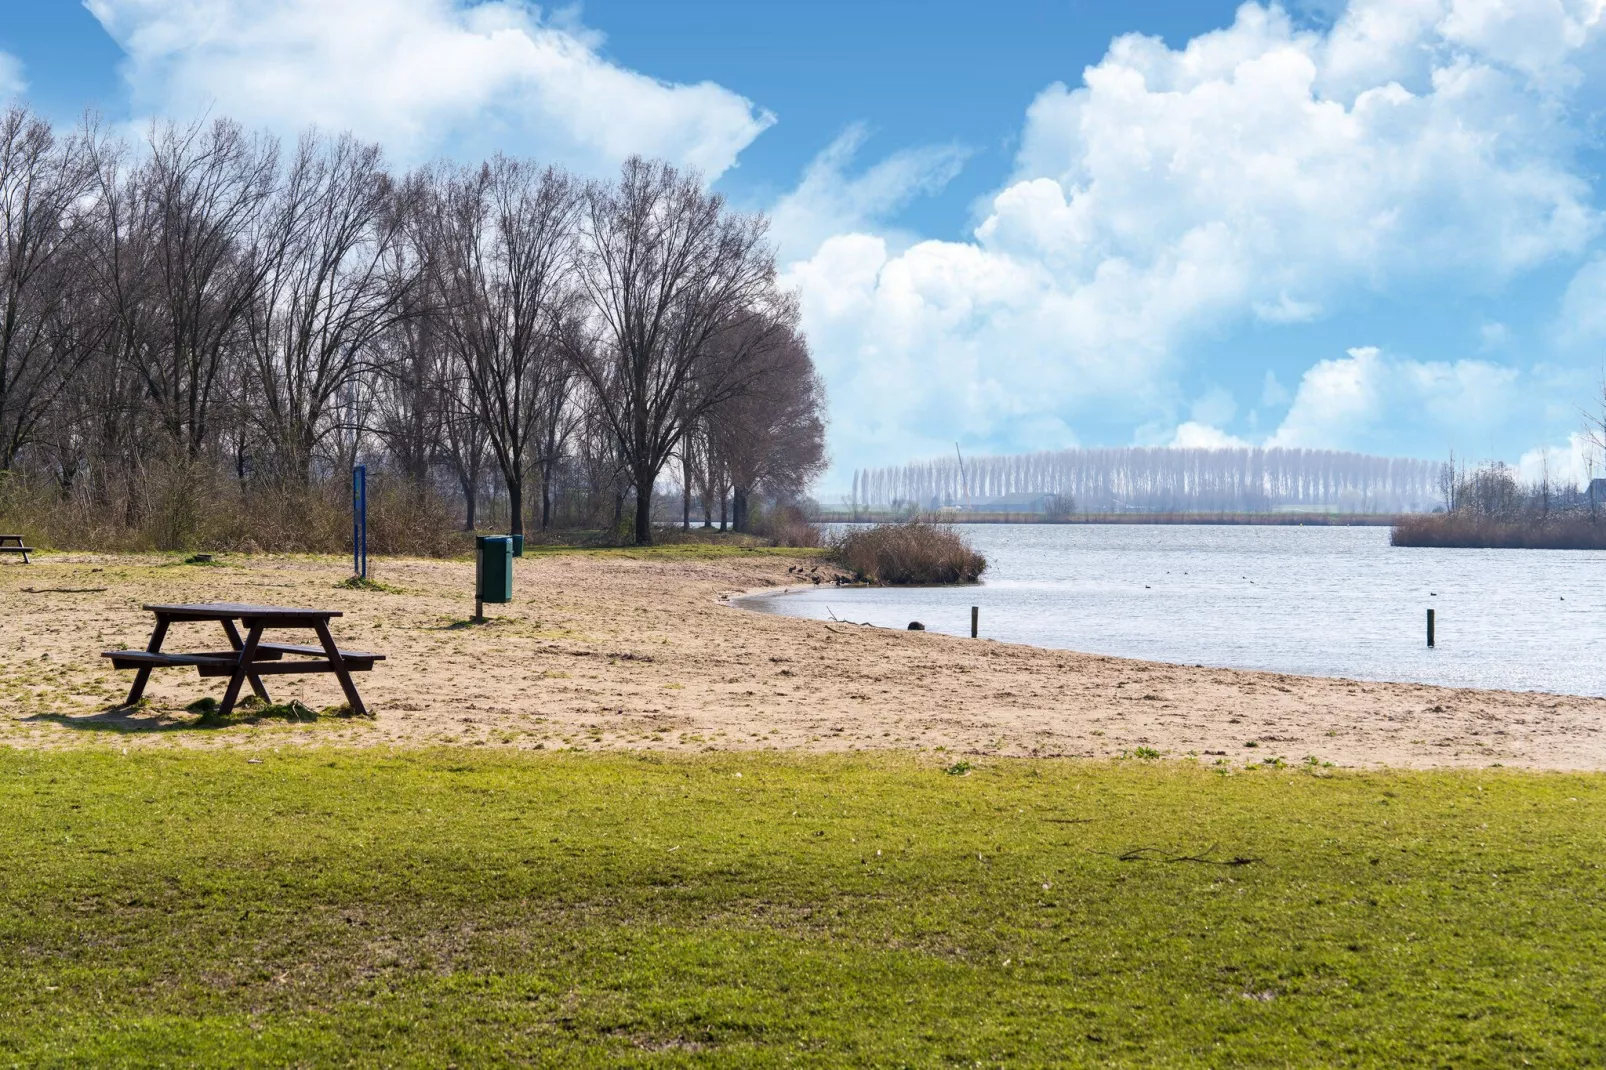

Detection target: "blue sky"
[5, 0, 1606, 496]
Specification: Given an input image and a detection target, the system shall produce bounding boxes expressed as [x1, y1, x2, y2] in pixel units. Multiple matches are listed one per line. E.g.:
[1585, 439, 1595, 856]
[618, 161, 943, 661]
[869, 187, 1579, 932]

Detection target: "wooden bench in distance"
[0, 535, 32, 564]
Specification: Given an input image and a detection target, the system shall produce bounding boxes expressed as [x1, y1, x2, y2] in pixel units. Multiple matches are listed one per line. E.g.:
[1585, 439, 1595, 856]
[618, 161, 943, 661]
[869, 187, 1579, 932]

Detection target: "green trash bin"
[475, 536, 513, 619]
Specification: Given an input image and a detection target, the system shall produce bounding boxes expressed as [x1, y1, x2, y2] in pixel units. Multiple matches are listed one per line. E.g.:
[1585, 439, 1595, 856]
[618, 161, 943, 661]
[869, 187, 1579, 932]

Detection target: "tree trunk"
[719, 488, 727, 532]
[733, 486, 749, 533]
[540, 459, 553, 531]
[508, 473, 524, 537]
[460, 471, 477, 531]
[634, 470, 655, 546]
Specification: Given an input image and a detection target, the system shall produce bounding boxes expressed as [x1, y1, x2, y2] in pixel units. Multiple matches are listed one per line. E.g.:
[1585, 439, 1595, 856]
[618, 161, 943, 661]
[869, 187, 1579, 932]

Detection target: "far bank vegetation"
[827, 521, 987, 585]
[1392, 459, 1606, 550]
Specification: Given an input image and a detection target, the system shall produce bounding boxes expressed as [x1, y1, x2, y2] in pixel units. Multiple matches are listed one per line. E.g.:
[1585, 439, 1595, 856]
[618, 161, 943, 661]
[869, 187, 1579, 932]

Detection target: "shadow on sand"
[25, 697, 359, 733]
[26, 704, 229, 734]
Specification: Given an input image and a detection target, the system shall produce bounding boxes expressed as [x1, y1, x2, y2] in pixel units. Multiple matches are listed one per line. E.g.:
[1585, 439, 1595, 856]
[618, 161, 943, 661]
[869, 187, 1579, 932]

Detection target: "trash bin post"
[474, 535, 514, 623]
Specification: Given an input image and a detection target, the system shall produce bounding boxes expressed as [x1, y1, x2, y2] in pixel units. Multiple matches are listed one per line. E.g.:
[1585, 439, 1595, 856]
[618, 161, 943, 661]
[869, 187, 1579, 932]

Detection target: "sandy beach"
[1, 549, 1602, 768]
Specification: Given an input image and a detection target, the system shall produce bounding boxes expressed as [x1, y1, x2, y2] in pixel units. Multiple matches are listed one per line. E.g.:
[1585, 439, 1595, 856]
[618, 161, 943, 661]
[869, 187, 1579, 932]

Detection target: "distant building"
[1590, 478, 1606, 505]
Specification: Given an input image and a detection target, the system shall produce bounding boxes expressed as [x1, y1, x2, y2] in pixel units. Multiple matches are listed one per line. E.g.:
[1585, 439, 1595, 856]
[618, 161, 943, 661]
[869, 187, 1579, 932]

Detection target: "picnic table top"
[141, 602, 343, 620]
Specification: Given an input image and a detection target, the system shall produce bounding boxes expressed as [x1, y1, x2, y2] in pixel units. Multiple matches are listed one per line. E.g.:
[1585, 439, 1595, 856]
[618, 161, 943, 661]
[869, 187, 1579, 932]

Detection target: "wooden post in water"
[1427, 608, 1435, 648]
[971, 606, 979, 639]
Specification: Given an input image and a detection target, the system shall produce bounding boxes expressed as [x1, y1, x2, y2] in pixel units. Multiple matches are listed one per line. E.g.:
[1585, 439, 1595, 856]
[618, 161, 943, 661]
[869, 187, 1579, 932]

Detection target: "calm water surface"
[745, 525, 1606, 697]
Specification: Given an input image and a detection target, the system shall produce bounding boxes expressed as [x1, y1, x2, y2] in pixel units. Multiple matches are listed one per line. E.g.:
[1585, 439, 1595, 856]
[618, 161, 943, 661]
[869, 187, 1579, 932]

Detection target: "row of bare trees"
[854, 446, 1445, 514]
[0, 105, 827, 546]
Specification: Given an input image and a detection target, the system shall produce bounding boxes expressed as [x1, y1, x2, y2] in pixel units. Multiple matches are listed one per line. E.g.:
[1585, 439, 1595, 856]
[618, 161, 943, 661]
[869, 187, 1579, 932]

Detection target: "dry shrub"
[143, 456, 212, 551]
[1392, 513, 1606, 550]
[750, 503, 822, 548]
[827, 520, 986, 584]
[0, 469, 472, 557]
[366, 484, 468, 557]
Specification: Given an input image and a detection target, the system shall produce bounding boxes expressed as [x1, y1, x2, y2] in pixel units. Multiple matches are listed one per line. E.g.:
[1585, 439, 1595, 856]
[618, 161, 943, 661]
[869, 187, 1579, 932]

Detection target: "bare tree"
[572, 157, 784, 544]
[372, 285, 447, 492]
[533, 322, 582, 531]
[117, 119, 278, 458]
[0, 107, 100, 470]
[244, 132, 415, 483]
[438, 363, 491, 531]
[707, 317, 826, 532]
[430, 157, 580, 536]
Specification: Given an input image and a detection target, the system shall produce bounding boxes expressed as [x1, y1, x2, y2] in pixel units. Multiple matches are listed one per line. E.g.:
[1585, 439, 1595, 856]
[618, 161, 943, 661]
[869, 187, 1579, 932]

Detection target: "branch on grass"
[1116, 843, 1259, 866]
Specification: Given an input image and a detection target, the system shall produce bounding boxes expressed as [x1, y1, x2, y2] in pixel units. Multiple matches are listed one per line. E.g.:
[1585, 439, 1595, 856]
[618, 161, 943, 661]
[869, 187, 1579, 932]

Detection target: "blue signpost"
[352, 464, 368, 580]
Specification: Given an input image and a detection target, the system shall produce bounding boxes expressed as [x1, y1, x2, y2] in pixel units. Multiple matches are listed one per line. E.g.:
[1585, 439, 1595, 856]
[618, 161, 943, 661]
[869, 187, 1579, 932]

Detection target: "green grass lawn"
[0, 750, 1601, 1067]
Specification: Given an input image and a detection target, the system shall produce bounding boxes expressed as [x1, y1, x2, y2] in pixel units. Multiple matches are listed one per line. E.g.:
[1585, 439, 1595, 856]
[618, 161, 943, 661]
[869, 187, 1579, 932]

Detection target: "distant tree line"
[0, 105, 826, 549]
[853, 446, 1444, 515]
[1393, 456, 1606, 549]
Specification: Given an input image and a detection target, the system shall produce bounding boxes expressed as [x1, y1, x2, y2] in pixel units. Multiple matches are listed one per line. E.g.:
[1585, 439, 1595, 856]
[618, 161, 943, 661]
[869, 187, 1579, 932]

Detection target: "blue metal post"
[353, 465, 368, 579]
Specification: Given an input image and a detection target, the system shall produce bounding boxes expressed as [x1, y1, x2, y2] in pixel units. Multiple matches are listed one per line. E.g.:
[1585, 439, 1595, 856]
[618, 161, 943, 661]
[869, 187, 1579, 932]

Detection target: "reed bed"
[1391, 513, 1606, 550]
[827, 520, 986, 584]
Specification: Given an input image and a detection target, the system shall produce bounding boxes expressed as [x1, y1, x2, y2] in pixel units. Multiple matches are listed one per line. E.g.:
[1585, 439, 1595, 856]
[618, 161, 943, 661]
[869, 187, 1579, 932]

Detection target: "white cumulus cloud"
[86, 0, 773, 175]
[768, 124, 969, 264]
[1267, 346, 1521, 452]
[788, 0, 1604, 481]
[0, 52, 25, 99]
[1517, 431, 1597, 489]
[1170, 421, 1251, 448]
[1261, 370, 1293, 408]
[1558, 254, 1606, 342]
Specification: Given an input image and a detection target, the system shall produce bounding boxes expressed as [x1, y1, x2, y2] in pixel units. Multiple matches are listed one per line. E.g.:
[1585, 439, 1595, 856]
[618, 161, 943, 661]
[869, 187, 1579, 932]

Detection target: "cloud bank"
[86, 0, 774, 176]
[784, 0, 1606, 483]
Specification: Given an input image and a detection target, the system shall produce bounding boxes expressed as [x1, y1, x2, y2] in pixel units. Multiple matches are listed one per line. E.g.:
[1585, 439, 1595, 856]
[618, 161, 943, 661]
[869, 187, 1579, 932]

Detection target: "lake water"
[744, 524, 1606, 697]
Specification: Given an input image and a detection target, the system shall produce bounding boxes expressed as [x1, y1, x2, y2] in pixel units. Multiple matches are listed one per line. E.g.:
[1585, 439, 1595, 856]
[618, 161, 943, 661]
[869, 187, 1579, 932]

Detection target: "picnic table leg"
[124, 616, 169, 707]
[220, 619, 271, 702]
[311, 619, 367, 718]
[217, 621, 264, 719]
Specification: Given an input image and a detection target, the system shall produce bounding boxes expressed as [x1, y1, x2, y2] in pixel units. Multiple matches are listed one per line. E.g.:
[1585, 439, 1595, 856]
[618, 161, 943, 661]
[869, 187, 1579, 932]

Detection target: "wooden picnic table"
[0, 534, 32, 563]
[102, 603, 384, 719]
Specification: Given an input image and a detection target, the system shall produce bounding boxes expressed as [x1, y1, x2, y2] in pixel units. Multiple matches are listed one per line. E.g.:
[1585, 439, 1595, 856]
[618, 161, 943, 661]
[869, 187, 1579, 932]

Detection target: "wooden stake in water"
[971, 606, 979, 638]
[1427, 608, 1435, 648]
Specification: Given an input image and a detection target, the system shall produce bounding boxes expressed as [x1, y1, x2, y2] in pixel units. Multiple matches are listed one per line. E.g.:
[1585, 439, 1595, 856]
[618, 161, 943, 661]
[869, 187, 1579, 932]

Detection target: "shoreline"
[814, 512, 1401, 526]
[735, 584, 1606, 703]
[2, 550, 1604, 769]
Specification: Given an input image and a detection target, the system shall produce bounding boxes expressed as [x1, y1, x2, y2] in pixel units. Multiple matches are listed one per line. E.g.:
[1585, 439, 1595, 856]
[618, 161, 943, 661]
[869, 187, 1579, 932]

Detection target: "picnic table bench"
[102, 603, 384, 719]
[0, 535, 32, 563]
